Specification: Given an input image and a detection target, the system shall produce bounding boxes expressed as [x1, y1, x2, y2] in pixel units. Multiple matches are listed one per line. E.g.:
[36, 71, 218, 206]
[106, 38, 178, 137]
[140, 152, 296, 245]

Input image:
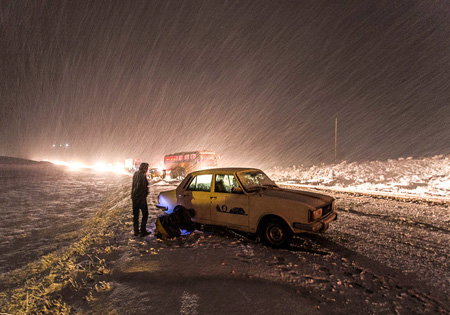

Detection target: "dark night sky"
[1, 0, 450, 167]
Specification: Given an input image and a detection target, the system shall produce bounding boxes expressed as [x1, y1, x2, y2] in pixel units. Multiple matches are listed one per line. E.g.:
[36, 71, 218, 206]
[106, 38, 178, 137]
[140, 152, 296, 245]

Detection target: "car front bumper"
[293, 212, 337, 233]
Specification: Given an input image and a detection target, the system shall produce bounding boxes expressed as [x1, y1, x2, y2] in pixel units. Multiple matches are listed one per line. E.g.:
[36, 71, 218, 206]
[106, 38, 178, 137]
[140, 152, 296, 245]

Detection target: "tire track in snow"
[341, 208, 450, 234]
[180, 291, 199, 315]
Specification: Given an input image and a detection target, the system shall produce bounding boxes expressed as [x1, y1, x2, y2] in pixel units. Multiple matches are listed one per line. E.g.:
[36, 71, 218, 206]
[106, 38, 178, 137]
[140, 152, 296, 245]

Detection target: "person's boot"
[140, 230, 151, 237]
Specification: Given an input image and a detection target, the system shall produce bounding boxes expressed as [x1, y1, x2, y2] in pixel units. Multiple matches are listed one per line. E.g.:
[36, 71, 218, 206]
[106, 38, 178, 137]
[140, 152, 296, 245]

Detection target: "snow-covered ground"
[1, 157, 449, 313]
[268, 155, 450, 200]
[1, 155, 448, 276]
[0, 162, 129, 274]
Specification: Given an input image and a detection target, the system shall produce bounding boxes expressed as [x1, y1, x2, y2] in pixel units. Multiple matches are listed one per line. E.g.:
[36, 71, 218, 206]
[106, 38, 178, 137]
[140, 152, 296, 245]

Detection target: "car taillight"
[309, 208, 322, 221]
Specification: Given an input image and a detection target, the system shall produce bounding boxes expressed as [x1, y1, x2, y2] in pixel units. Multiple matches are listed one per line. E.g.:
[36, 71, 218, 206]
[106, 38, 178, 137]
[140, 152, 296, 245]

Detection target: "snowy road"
[301, 187, 450, 298]
[2, 161, 449, 313]
[85, 182, 449, 314]
[286, 185, 450, 312]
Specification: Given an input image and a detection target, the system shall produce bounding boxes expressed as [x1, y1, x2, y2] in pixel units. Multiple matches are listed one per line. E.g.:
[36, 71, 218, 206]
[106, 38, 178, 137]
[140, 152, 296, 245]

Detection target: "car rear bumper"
[293, 212, 337, 233]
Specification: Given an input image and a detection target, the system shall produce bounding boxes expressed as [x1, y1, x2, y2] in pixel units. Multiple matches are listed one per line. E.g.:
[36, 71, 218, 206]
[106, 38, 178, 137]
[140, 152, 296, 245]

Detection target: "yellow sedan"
[157, 168, 337, 248]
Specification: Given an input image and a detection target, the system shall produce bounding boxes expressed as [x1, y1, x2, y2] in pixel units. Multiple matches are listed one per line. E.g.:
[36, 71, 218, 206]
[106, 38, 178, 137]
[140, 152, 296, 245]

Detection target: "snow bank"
[0, 156, 48, 165]
[268, 155, 450, 199]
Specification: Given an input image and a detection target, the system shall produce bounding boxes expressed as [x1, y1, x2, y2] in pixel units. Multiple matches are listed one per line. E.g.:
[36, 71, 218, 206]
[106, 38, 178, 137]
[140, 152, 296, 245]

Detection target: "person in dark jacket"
[131, 162, 150, 236]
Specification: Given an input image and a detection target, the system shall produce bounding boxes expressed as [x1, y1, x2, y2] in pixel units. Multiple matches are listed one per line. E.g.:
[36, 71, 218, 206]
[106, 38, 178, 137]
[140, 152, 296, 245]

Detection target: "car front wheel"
[260, 218, 293, 248]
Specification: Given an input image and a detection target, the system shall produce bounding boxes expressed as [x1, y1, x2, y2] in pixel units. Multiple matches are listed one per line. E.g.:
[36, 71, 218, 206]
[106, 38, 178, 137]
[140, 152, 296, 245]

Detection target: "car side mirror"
[231, 187, 243, 194]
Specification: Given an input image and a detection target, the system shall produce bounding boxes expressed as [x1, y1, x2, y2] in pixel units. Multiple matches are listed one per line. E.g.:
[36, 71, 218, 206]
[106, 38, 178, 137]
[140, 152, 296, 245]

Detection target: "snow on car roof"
[190, 167, 263, 174]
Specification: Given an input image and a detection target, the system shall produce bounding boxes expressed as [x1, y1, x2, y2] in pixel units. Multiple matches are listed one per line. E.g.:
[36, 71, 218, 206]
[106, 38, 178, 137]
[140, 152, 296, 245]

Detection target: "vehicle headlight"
[309, 208, 322, 221]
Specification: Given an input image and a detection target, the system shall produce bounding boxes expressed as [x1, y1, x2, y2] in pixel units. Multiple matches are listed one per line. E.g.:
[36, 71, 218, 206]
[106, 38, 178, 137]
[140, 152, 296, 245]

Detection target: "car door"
[182, 174, 213, 223]
[210, 174, 249, 228]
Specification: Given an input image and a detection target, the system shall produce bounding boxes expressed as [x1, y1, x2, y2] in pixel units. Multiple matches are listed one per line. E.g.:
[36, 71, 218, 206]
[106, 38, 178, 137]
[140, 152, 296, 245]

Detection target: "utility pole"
[334, 117, 338, 163]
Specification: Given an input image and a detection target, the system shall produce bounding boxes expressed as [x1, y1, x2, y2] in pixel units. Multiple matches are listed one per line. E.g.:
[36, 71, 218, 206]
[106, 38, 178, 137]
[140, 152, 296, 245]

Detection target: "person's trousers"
[132, 201, 148, 234]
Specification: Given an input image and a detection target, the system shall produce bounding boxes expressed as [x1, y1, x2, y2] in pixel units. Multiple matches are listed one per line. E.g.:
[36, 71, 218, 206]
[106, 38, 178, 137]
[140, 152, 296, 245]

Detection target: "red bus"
[164, 150, 219, 178]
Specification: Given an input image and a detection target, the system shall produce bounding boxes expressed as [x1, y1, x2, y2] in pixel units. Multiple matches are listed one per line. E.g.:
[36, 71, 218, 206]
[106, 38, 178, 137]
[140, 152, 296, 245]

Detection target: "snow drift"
[268, 155, 450, 199]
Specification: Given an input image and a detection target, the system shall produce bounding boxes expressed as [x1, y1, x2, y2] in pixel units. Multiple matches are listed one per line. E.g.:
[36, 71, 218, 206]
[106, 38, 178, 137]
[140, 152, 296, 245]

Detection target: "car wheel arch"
[257, 214, 293, 234]
[173, 205, 196, 217]
[173, 205, 185, 212]
[257, 214, 293, 248]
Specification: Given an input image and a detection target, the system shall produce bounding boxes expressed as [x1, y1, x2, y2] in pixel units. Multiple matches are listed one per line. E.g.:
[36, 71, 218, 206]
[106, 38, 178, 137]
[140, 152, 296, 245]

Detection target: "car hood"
[259, 188, 334, 208]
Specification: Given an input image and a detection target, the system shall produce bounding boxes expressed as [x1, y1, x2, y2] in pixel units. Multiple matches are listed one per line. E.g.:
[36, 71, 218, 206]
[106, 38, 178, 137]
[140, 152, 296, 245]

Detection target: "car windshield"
[236, 170, 278, 191]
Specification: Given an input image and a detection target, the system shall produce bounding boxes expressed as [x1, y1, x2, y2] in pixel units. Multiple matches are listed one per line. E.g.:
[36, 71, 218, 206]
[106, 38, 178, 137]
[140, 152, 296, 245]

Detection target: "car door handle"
[210, 196, 217, 199]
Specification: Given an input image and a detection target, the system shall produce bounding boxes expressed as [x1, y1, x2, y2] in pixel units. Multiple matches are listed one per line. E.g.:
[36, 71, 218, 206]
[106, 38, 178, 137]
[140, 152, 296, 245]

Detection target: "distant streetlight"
[334, 117, 338, 163]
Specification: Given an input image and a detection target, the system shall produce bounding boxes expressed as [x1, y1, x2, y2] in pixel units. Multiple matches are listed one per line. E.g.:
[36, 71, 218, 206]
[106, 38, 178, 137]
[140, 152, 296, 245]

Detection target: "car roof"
[189, 167, 262, 175]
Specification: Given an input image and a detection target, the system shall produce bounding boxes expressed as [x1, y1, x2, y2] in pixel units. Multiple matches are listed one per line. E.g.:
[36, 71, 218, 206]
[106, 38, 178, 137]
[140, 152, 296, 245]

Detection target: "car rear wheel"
[260, 218, 293, 248]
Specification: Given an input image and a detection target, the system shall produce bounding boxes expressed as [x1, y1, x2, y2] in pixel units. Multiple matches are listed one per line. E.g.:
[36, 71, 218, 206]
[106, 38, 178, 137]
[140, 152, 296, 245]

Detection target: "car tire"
[260, 218, 293, 248]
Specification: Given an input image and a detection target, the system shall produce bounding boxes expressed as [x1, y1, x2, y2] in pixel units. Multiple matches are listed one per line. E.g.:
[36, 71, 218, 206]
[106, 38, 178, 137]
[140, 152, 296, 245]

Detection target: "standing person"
[131, 162, 151, 237]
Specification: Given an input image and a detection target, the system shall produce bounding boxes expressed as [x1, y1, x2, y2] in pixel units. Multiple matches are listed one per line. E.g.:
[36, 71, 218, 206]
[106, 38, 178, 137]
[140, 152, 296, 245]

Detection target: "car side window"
[215, 174, 240, 193]
[187, 174, 212, 192]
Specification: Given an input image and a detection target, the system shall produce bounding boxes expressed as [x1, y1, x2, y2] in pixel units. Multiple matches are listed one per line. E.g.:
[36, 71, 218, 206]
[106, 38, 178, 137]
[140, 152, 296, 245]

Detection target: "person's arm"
[131, 173, 136, 199]
[145, 177, 149, 196]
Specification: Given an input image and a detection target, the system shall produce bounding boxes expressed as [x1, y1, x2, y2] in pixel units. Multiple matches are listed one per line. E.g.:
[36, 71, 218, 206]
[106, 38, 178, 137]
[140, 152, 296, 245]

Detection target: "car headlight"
[309, 208, 322, 221]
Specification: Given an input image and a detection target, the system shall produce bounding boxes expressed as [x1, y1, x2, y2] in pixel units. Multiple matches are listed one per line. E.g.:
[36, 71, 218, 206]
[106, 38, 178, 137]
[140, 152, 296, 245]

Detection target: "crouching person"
[155, 208, 195, 239]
